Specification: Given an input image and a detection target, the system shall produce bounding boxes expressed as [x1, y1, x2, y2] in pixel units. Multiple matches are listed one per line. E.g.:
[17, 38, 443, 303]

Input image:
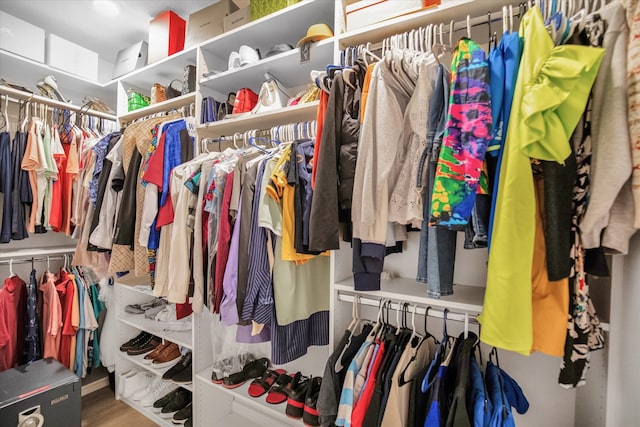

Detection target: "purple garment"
[90, 133, 116, 205]
[220, 199, 241, 326]
[235, 323, 271, 343]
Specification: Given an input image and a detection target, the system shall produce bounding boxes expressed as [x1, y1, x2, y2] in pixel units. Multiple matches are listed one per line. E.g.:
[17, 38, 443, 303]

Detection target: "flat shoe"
[265, 373, 293, 405]
[248, 369, 285, 398]
[223, 358, 270, 389]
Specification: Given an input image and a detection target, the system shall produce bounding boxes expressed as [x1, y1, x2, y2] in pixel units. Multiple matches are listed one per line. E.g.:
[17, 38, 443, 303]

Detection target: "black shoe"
[152, 388, 181, 413]
[184, 417, 192, 427]
[120, 331, 151, 352]
[163, 352, 192, 381]
[172, 402, 192, 425]
[127, 335, 162, 356]
[160, 389, 191, 419]
[172, 359, 193, 384]
[303, 377, 322, 427]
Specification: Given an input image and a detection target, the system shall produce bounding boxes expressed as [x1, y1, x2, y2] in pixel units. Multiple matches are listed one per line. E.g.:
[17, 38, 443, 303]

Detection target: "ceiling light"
[94, 0, 120, 17]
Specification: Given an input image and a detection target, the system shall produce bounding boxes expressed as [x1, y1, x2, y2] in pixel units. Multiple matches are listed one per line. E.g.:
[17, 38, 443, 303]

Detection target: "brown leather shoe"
[152, 342, 182, 368]
[127, 335, 162, 356]
[143, 340, 170, 364]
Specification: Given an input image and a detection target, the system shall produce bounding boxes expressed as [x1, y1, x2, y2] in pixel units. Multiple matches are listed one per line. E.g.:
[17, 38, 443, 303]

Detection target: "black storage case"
[0, 358, 81, 427]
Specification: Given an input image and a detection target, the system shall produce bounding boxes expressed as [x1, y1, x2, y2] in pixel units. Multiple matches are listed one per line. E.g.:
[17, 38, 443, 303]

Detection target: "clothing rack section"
[337, 292, 480, 325]
[0, 253, 73, 266]
[0, 84, 117, 121]
[0, 246, 77, 260]
[118, 93, 197, 125]
[201, 120, 317, 152]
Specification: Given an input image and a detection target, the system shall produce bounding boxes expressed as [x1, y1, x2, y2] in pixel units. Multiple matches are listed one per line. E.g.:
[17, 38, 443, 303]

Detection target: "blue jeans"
[416, 64, 456, 298]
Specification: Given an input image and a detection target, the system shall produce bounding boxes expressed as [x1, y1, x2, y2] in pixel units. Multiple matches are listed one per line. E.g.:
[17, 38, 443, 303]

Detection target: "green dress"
[479, 7, 604, 355]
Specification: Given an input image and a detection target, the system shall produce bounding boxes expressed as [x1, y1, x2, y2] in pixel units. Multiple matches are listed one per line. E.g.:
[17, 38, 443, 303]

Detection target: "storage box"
[0, 358, 81, 427]
[0, 11, 45, 62]
[112, 41, 148, 79]
[46, 34, 99, 81]
[250, 0, 301, 21]
[149, 10, 186, 64]
[186, 0, 238, 46]
[346, 0, 441, 32]
[223, 7, 251, 32]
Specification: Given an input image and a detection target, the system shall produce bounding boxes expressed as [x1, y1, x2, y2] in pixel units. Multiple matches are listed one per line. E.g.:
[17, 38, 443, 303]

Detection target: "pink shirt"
[40, 273, 63, 360]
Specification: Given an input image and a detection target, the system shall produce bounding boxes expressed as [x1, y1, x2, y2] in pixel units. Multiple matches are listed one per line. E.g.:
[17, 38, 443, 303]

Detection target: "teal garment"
[89, 284, 105, 368]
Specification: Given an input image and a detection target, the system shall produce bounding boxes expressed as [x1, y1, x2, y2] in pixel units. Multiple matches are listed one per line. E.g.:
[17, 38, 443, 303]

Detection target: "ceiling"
[0, 0, 217, 64]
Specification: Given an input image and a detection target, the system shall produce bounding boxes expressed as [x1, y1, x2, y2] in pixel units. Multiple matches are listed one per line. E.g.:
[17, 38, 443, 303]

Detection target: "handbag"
[183, 65, 196, 95]
[166, 79, 183, 99]
[127, 89, 150, 111]
[150, 83, 167, 104]
[252, 75, 288, 114]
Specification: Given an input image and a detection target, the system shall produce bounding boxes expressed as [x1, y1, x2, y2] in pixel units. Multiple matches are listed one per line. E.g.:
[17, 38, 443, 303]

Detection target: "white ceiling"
[0, 0, 217, 64]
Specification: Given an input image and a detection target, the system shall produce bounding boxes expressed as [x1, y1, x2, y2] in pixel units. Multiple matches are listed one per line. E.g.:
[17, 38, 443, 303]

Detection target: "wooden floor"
[82, 386, 157, 427]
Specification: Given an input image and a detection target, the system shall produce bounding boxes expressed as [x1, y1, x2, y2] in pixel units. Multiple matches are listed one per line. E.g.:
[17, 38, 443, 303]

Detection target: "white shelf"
[198, 101, 319, 138]
[0, 245, 77, 260]
[119, 92, 196, 123]
[120, 397, 175, 427]
[0, 49, 117, 108]
[334, 276, 485, 314]
[119, 311, 193, 350]
[119, 352, 193, 392]
[117, 47, 198, 92]
[200, 39, 334, 95]
[337, 0, 519, 47]
[195, 366, 300, 426]
[199, 0, 335, 61]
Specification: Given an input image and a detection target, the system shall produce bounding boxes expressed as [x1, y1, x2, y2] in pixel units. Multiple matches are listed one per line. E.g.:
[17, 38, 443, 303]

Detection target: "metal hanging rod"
[0, 246, 77, 260]
[337, 292, 480, 324]
[0, 85, 117, 121]
[0, 254, 72, 266]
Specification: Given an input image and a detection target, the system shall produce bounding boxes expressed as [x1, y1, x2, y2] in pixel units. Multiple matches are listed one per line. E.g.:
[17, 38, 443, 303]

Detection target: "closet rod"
[353, 5, 523, 51]
[0, 85, 117, 121]
[337, 292, 480, 324]
[0, 246, 76, 260]
[0, 255, 71, 265]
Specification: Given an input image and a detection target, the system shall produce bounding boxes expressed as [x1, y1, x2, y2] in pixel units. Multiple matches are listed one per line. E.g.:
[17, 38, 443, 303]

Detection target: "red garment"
[0, 276, 27, 371]
[350, 341, 386, 427]
[156, 173, 175, 228]
[49, 126, 70, 232]
[214, 171, 234, 313]
[142, 131, 166, 187]
[55, 270, 75, 367]
[311, 90, 329, 189]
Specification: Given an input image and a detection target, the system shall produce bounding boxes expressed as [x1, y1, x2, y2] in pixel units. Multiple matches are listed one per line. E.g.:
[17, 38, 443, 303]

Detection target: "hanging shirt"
[24, 269, 41, 363]
[0, 275, 27, 371]
[56, 269, 75, 368]
[480, 6, 605, 355]
[39, 272, 62, 360]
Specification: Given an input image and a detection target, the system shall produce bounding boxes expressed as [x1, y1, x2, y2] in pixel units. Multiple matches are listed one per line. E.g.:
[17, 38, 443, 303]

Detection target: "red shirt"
[0, 276, 27, 371]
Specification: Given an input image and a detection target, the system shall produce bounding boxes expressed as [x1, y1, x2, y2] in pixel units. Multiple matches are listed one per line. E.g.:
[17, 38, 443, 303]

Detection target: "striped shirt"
[336, 336, 374, 426]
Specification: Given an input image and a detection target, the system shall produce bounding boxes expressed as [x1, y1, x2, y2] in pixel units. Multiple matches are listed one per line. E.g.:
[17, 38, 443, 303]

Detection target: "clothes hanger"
[466, 15, 472, 39]
[9, 259, 16, 277]
[464, 312, 469, 339]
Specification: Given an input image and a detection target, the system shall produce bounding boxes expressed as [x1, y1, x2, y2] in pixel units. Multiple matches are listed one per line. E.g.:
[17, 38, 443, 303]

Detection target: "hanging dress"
[479, 6, 605, 354]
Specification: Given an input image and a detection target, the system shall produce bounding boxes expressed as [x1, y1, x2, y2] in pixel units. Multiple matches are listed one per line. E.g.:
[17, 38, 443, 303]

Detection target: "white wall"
[607, 234, 640, 426]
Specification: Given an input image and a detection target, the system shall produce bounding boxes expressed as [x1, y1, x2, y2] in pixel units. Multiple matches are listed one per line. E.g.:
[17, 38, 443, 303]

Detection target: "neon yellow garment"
[479, 7, 604, 355]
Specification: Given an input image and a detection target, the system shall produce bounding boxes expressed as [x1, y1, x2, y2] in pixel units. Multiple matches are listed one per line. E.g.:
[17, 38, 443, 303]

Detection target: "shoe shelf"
[199, 38, 334, 96]
[195, 365, 300, 427]
[119, 92, 197, 124]
[0, 49, 118, 108]
[197, 100, 319, 138]
[120, 397, 176, 427]
[118, 311, 193, 350]
[118, 352, 194, 392]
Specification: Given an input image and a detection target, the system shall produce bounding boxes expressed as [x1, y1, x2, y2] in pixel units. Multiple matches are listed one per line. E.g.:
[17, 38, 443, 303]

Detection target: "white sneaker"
[141, 380, 179, 407]
[123, 371, 154, 400]
[120, 370, 140, 399]
[131, 376, 162, 401]
[116, 369, 135, 397]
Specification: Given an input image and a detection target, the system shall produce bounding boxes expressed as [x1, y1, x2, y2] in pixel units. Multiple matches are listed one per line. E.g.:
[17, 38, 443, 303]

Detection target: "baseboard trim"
[81, 376, 110, 396]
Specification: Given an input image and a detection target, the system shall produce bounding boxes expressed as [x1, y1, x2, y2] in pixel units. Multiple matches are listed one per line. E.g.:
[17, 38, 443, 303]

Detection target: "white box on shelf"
[112, 41, 148, 79]
[46, 34, 99, 81]
[0, 11, 45, 62]
[345, 0, 441, 31]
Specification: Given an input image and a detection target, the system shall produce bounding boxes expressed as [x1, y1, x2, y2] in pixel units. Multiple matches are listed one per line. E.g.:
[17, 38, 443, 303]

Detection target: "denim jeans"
[417, 64, 457, 298]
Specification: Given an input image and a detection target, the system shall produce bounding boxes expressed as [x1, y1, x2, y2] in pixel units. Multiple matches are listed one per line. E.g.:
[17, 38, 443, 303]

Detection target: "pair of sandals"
[248, 370, 311, 408]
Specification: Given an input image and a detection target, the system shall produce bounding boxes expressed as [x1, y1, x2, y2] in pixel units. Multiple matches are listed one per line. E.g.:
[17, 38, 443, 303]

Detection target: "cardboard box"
[250, 0, 301, 21]
[186, 0, 238, 46]
[112, 41, 148, 79]
[346, 0, 441, 32]
[149, 10, 186, 64]
[0, 11, 45, 62]
[46, 34, 99, 81]
[223, 7, 251, 32]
